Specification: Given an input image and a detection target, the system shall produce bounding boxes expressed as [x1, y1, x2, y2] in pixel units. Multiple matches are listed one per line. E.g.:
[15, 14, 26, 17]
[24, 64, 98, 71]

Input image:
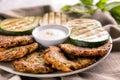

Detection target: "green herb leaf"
[80, 0, 93, 6]
[96, 0, 108, 11]
[61, 5, 71, 11]
[110, 6, 120, 24]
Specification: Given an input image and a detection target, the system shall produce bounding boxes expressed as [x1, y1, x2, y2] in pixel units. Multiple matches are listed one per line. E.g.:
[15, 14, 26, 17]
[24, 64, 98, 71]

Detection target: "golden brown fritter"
[0, 43, 38, 61]
[0, 35, 34, 48]
[13, 51, 53, 73]
[44, 46, 76, 72]
[44, 46, 95, 72]
[59, 42, 111, 57]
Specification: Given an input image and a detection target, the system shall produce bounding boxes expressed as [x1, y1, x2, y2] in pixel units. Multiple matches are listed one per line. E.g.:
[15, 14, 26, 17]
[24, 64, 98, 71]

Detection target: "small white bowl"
[32, 25, 70, 47]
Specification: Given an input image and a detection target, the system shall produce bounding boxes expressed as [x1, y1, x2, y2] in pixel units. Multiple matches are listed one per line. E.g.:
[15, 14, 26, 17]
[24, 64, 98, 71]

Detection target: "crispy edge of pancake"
[12, 51, 53, 73]
[71, 58, 96, 70]
[59, 42, 111, 57]
[0, 43, 38, 61]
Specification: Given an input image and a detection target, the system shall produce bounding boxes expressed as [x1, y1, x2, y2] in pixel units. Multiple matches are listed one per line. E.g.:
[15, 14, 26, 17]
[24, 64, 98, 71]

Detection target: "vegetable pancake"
[0, 43, 38, 61]
[0, 35, 34, 48]
[13, 51, 53, 73]
[59, 42, 111, 57]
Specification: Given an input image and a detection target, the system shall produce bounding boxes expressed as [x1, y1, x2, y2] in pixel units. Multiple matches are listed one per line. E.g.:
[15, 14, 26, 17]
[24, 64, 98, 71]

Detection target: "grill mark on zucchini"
[43, 13, 48, 25]
[80, 28, 105, 37]
[73, 28, 107, 40]
[55, 12, 58, 24]
[51, 12, 54, 24]
[66, 19, 102, 30]
[5, 18, 36, 30]
[61, 13, 65, 25]
[2, 19, 20, 26]
[54, 12, 56, 24]
[83, 31, 108, 41]
[9, 22, 31, 30]
[9, 25, 29, 31]
[58, 13, 61, 24]
[3, 19, 28, 29]
[48, 12, 50, 24]
[2, 19, 23, 29]
[57, 12, 60, 24]
[4, 21, 33, 31]
[39, 12, 69, 26]
[48, 12, 51, 24]
[60, 12, 62, 24]
[47, 12, 49, 24]
[71, 26, 99, 37]
[66, 14, 68, 24]
[18, 21, 32, 27]
[14, 19, 28, 24]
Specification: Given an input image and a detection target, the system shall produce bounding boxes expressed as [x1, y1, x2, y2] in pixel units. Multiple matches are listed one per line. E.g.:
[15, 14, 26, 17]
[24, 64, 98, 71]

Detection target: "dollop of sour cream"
[38, 28, 66, 40]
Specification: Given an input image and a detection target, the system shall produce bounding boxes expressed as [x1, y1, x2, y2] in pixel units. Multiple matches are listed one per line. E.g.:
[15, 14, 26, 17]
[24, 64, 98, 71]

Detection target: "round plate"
[0, 38, 112, 78]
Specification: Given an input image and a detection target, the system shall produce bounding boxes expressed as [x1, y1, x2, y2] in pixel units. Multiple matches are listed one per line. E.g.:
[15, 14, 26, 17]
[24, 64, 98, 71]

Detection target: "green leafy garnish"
[61, 5, 71, 11]
[96, 0, 108, 11]
[110, 6, 120, 24]
[80, 0, 93, 6]
[61, 0, 120, 24]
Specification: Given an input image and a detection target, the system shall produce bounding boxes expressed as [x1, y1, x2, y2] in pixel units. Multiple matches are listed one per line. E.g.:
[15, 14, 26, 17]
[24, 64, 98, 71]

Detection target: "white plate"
[0, 38, 112, 78]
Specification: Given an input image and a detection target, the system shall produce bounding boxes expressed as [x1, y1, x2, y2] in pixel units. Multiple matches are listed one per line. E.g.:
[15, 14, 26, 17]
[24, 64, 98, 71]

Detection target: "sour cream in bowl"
[32, 25, 70, 47]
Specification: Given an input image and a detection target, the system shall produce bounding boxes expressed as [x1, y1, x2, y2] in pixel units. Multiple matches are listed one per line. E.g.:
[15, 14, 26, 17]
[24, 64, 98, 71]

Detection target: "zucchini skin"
[70, 37, 109, 48]
[0, 16, 40, 36]
[0, 27, 34, 36]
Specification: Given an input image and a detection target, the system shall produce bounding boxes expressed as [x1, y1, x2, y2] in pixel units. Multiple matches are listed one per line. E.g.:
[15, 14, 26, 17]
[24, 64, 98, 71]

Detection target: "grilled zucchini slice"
[40, 12, 70, 26]
[0, 16, 39, 35]
[65, 19, 102, 30]
[69, 19, 109, 47]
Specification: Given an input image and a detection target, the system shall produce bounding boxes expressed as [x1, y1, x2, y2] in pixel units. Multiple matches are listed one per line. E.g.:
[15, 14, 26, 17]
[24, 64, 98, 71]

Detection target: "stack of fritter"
[12, 41, 111, 73]
[0, 35, 111, 73]
[0, 34, 55, 73]
[0, 35, 38, 61]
